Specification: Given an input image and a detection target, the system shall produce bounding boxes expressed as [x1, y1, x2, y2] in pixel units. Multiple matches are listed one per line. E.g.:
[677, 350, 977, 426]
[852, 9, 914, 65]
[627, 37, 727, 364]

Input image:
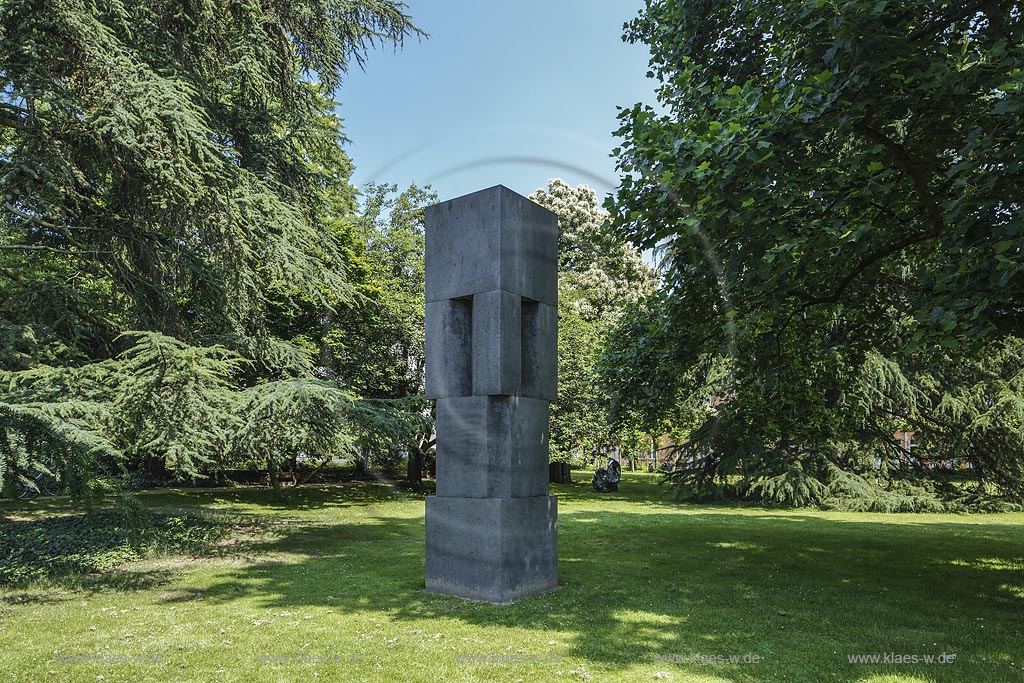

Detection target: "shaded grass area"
[0, 510, 232, 586]
[0, 473, 1021, 682]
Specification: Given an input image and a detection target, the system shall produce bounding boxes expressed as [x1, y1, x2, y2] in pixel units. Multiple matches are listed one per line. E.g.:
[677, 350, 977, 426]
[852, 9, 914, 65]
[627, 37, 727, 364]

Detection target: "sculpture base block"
[425, 495, 557, 603]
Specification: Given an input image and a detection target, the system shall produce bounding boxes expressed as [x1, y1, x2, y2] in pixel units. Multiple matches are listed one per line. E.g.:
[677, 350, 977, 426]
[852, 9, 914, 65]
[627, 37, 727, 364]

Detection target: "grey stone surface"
[521, 301, 557, 401]
[424, 185, 558, 603]
[434, 396, 549, 499]
[424, 185, 558, 306]
[472, 289, 521, 396]
[424, 298, 473, 399]
[425, 495, 558, 603]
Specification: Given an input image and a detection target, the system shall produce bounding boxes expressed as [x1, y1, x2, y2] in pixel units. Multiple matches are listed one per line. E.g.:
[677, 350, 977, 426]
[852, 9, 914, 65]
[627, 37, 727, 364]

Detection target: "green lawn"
[1, 473, 1021, 682]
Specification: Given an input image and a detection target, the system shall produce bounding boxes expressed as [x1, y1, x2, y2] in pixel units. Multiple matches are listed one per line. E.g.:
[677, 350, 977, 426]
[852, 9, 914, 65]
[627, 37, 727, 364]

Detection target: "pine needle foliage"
[1, 2, 432, 496]
[1, 0, 422, 363]
[2, 332, 432, 493]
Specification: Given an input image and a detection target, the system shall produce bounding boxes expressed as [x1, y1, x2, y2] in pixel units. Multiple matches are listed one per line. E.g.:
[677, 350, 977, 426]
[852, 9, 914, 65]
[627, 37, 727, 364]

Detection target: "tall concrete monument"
[424, 185, 558, 603]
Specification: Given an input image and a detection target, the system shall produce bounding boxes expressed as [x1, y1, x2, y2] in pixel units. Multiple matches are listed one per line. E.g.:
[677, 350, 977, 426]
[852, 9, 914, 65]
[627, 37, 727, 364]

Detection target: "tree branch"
[854, 114, 944, 235]
[0, 103, 30, 130]
[907, 2, 984, 41]
[3, 203, 65, 232]
[789, 229, 939, 307]
[0, 266, 24, 282]
[0, 244, 110, 256]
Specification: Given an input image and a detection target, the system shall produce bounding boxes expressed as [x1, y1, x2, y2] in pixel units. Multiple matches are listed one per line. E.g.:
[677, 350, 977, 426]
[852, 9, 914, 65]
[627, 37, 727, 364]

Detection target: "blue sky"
[337, 0, 657, 204]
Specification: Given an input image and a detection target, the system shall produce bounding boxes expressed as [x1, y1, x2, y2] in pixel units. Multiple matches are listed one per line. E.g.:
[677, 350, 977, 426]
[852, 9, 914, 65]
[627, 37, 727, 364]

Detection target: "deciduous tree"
[604, 0, 1023, 507]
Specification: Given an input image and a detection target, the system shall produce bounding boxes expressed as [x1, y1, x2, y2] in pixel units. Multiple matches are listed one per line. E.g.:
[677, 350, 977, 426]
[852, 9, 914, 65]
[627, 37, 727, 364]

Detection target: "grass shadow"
[188, 502, 1023, 681]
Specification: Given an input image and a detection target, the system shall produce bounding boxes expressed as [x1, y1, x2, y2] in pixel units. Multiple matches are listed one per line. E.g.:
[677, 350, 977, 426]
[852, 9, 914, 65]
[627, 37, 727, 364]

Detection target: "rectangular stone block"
[434, 396, 549, 499]
[425, 298, 472, 399]
[472, 289, 521, 396]
[425, 495, 558, 603]
[521, 301, 557, 401]
[501, 190, 559, 307]
[424, 185, 558, 306]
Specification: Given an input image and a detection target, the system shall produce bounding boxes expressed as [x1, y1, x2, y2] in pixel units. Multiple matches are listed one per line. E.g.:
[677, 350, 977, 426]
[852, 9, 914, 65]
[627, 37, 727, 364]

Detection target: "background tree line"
[3, 0, 1020, 512]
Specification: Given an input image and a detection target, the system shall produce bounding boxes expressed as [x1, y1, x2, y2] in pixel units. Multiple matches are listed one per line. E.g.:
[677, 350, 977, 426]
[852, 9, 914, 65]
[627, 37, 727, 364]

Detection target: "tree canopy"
[0, 0, 429, 494]
[1, 0, 421, 367]
[603, 0, 1023, 508]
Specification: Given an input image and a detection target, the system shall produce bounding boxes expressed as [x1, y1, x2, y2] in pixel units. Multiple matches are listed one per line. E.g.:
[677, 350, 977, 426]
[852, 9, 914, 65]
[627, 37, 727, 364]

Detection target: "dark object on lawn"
[592, 459, 621, 493]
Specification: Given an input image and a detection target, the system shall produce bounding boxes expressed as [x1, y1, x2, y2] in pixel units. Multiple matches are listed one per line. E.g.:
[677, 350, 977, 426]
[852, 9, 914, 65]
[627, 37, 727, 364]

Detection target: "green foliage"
[0, 0, 420, 363]
[328, 183, 437, 399]
[320, 183, 437, 482]
[822, 466, 949, 514]
[551, 307, 607, 463]
[113, 333, 246, 478]
[0, 2, 432, 493]
[604, 1, 1024, 507]
[854, 339, 1024, 499]
[235, 380, 356, 473]
[613, 1, 1022, 344]
[528, 180, 659, 463]
[1, 332, 245, 484]
[1, 332, 432, 494]
[1, 0, 422, 365]
[0, 509, 230, 586]
[0, 367, 115, 502]
[348, 397, 432, 462]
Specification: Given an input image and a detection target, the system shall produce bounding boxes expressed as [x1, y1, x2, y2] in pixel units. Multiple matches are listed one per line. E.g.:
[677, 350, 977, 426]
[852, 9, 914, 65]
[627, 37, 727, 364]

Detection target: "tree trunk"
[549, 462, 572, 484]
[354, 448, 368, 477]
[406, 447, 423, 486]
[267, 459, 284, 501]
